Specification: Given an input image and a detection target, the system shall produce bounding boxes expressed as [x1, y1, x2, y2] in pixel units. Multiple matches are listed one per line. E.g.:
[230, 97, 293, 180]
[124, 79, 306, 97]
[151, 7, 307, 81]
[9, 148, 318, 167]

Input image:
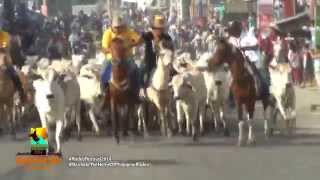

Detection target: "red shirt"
[258, 35, 273, 56]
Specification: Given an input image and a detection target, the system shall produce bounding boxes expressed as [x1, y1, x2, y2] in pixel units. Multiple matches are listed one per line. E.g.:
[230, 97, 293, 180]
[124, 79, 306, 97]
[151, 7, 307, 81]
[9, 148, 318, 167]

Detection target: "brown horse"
[106, 38, 139, 144]
[209, 38, 270, 146]
[14, 66, 39, 130]
[0, 52, 16, 138]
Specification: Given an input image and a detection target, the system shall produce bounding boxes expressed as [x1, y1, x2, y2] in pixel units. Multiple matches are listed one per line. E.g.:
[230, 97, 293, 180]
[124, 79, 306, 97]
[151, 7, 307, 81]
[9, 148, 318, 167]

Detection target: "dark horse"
[105, 38, 140, 144]
[209, 38, 270, 146]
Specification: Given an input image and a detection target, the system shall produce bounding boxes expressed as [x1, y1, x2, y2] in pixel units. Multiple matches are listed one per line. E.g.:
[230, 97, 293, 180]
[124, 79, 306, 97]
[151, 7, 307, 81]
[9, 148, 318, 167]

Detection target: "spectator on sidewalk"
[288, 41, 303, 85]
[302, 43, 314, 87]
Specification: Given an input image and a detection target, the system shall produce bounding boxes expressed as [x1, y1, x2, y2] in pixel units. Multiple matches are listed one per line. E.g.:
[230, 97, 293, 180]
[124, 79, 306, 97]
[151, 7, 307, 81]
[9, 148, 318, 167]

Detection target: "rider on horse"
[140, 15, 174, 96]
[101, 15, 141, 90]
[0, 29, 25, 103]
[227, 21, 264, 96]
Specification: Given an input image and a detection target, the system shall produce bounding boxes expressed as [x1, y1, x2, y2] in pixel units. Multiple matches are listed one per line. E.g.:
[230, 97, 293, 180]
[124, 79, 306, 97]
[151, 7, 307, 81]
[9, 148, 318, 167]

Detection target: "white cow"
[173, 52, 231, 135]
[72, 54, 86, 75]
[173, 52, 194, 73]
[36, 60, 82, 140]
[170, 70, 207, 139]
[57, 70, 82, 140]
[77, 64, 103, 134]
[33, 69, 65, 153]
[196, 53, 231, 135]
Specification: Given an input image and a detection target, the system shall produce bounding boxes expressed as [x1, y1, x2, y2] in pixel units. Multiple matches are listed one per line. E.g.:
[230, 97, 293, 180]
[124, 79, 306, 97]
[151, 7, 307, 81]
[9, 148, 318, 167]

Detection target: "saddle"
[109, 60, 140, 94]
[244, 56, 269, 97]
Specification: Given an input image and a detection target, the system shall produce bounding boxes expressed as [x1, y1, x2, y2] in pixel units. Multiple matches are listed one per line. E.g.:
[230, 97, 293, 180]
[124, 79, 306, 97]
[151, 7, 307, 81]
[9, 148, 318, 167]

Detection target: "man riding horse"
[140, 15, 174, 97]
[101, 15, 141, 91]
[0, 29, 25, 103]
[227, 21, 268, 98]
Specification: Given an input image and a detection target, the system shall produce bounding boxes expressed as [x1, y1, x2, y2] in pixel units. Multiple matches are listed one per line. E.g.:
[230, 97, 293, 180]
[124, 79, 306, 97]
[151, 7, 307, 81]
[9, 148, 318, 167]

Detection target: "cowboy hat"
[152, 15, 166, 29]
[112, 15, 124, 27]
[269, 23, 282, 33]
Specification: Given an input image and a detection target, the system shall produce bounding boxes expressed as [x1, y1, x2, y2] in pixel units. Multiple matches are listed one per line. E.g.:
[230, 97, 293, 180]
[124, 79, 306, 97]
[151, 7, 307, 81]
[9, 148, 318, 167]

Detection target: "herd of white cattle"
[0, 43, 298, 153]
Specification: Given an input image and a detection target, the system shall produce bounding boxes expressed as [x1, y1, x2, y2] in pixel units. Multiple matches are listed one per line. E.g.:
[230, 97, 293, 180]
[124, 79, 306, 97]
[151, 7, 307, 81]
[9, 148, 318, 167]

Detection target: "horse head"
[110, 38, 127, 63]
[270, 38, 289, 68]
[210, 37, 233, 66]
[158, 40, 174, 67]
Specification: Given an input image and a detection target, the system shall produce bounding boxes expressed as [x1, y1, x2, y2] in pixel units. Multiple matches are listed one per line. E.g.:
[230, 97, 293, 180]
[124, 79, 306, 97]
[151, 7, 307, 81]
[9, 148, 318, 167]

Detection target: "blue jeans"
[101, 60, 113, 87]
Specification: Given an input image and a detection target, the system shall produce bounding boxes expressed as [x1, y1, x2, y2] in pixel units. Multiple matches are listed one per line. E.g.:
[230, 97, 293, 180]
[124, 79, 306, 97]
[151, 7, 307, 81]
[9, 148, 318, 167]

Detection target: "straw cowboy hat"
[112, 15, 125, 27]
[152, 15, 166, 29]
[0, 31, 10, 48]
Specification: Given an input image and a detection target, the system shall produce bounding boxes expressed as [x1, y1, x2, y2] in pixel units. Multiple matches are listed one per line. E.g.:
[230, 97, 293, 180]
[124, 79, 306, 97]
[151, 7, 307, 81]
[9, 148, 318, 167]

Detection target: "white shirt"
[228, 36, 241, 48]
[240, 30, 260, 63]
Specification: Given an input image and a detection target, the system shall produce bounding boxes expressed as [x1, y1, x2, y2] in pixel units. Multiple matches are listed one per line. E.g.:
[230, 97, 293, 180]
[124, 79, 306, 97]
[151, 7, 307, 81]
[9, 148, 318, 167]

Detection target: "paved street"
[0, 87, 319, 180]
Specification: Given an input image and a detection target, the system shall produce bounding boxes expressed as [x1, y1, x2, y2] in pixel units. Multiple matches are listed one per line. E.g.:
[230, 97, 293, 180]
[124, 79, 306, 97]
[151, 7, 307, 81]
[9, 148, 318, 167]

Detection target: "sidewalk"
[295, 86, 320, 134]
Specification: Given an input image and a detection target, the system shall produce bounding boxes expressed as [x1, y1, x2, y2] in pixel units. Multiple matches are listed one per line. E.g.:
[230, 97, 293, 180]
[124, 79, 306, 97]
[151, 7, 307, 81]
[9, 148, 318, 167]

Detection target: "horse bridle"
[109, 59, 130, 92]
[110, 78, 129, 92]
[219, 40, 251, 80]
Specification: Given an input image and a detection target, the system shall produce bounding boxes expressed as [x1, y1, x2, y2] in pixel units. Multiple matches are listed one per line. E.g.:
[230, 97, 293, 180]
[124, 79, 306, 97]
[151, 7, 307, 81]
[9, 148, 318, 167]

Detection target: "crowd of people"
[0, 4, 319, 150]
[0, 5, 320, 105]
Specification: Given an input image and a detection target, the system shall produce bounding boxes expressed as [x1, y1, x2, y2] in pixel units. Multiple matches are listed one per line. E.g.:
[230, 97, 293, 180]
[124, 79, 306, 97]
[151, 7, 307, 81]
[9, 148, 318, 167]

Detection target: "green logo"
[29, 128, 48, 154]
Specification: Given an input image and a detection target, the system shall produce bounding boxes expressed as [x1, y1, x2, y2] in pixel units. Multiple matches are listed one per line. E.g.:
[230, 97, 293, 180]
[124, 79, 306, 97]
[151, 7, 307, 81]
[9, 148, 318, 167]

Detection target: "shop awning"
[274, 12, 311, 33]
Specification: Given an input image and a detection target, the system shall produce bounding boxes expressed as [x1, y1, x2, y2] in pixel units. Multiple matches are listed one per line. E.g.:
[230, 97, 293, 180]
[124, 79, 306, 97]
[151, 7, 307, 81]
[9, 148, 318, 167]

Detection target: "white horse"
[268, 39, 296, 136]
[138, 41, 174, 137]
